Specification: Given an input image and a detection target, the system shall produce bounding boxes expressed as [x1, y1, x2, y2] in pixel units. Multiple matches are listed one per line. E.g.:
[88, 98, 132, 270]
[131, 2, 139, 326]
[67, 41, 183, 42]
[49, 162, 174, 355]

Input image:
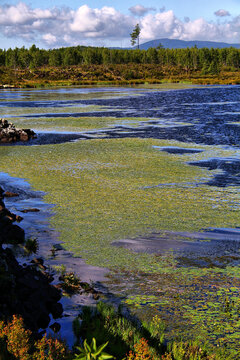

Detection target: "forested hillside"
[2, 44, 240, 69]
[1, 44, 240, 86]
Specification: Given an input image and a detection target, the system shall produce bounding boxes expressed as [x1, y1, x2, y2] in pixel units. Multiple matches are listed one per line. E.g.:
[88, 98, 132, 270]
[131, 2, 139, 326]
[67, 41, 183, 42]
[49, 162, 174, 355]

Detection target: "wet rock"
[47, 302, 63, 319]
[0, 245, 63, 332]
[32, 257, 44, 266]
[37, 312, 51, 329]
[4, 224, 25, 244]
[21, 208, 40, 213]
[0, 193, 63, 333]
[50, 322, 61, 333]
[15, 215, 23, 222]
[0, 200, 5, 211]
[0, 118, 36, 144]
[0, 187, 4, 197]
[4, 191, 19, 197]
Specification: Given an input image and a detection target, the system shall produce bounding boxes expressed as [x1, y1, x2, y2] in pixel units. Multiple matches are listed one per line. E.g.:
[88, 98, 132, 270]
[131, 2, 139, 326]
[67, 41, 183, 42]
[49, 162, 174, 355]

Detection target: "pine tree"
[130, 24, 141, 49]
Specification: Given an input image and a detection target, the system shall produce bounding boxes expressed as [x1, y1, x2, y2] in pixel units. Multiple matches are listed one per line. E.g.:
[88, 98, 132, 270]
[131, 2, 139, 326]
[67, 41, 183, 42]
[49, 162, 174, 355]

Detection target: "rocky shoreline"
[0, 186, 63, 334]
[0, 118, 36, 143]
[0, 120, 106, 343]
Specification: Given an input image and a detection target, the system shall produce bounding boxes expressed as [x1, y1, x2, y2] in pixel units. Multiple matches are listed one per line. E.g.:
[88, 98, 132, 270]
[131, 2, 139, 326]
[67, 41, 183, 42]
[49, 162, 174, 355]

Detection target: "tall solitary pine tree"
[130, 24, 141, 49]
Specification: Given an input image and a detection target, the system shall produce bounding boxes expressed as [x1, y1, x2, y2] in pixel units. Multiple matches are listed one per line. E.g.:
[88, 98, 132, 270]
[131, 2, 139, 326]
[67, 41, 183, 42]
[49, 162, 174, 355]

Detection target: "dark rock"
[0, 242, 63, 333]
[21, 208, 40, 213]
[32, 257, 44, 266]
[5, 224, 25, 244]
[93, 293, 100, 300]
[0, 119, 36, 144]
[16, 215, 23, 222]
[46, 285, 62, 302]
[37, 312, 51, 329]
[47, 302, 63, 319]
[50, 322, 61, 333]
[4, 191, 19, 197]
[0, 187, 4, 197]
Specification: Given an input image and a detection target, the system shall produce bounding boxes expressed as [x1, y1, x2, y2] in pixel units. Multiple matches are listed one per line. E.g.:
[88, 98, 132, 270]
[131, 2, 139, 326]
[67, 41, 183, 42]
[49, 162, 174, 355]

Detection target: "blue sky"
[0, 0, 240, 49]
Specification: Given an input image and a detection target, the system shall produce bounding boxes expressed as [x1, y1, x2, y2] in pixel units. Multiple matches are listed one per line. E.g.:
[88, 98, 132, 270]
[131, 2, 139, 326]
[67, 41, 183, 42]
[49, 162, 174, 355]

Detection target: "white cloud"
[214, 9, 231, 17]
[0, 2, 239, 48]
[140, 10, 181, 39]
[129, 5, 156, 17]
[70, 5, 132, 38]
[42, 33, 57, 45]
[0, 2, 52, 25]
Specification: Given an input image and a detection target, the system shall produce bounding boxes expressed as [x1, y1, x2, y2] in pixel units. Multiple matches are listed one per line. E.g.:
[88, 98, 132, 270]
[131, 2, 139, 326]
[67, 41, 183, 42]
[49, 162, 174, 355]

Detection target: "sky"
[0, 0, 240, 49]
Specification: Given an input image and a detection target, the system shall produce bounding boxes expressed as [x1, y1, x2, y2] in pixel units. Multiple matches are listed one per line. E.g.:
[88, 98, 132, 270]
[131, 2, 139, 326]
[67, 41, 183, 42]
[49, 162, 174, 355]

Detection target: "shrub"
[126, 338, 154, 360]
[0, 316, 70, 360]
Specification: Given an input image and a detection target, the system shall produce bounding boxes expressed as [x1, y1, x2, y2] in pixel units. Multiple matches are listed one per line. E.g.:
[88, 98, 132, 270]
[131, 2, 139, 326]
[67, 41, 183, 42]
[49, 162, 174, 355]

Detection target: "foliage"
[1, 44, 240, 86]
[126, 338, 154, 360]
[24, 237, 39, 254]
[59, 270, 81, 295]
[0, 316, 70, 360]
[33, 335, 69, 360]
[130, 24, 141, 49]
[74, 302, 165, 359]
[0, 44, 239, 70]
[0, 315, 31, 360]
[73, 338, 114, 360]
[161, 340, 222, 360]
[72, 317, 81, 341]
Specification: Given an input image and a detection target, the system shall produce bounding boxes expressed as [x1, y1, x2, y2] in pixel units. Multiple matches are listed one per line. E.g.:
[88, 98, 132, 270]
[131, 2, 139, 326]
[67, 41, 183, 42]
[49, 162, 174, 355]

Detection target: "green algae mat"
[1, 138, 240, 357]
[1, 86, 240, 358]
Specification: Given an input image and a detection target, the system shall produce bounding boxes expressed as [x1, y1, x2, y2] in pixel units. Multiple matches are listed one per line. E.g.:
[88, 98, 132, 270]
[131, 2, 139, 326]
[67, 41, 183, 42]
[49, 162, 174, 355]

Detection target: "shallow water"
[1, 85, 240, 355]
[1, 85, 240, 147]
[0, 172, 109, 347]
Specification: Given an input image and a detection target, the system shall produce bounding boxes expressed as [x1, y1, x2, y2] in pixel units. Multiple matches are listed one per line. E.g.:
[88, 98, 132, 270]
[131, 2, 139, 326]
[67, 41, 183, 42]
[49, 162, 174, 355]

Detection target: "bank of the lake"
[1, 64, 240, 89]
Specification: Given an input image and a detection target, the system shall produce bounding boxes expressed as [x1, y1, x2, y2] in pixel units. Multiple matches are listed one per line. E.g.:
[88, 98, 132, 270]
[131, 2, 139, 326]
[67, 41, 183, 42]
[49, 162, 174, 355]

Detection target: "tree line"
[1, 44, 240, 74]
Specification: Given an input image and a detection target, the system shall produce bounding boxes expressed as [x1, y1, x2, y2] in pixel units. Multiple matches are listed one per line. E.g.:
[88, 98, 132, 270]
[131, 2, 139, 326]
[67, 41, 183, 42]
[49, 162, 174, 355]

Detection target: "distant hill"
[132, 38, 240, 50]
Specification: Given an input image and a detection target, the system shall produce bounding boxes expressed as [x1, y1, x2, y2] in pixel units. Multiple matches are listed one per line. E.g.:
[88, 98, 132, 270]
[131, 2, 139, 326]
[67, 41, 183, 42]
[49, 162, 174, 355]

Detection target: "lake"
[1, 84, 240, 356]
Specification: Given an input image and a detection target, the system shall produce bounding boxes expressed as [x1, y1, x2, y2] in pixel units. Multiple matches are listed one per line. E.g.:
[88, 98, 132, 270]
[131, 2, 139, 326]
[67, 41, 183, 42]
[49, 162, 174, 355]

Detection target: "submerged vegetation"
[1, 44, 240, 86]
[0, 138, 239, 267]
[0, 85, 240, 358]
[0, 137, 239, 356]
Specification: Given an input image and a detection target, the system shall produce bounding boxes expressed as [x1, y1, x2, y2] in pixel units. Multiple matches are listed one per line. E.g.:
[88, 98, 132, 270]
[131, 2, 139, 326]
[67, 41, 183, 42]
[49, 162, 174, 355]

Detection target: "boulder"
[4, 191, 19, 197]
[0, 118, 36, 143]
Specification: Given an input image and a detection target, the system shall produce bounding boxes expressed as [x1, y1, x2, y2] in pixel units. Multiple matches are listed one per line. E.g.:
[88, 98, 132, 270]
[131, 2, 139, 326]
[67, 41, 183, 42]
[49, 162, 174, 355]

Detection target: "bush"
[0, 316, 70, 360]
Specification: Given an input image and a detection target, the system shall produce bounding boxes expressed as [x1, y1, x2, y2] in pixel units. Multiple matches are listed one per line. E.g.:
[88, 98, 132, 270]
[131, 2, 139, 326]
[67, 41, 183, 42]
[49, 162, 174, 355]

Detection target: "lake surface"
[1, 85, 240, 356]
[1, 85, 240, 147]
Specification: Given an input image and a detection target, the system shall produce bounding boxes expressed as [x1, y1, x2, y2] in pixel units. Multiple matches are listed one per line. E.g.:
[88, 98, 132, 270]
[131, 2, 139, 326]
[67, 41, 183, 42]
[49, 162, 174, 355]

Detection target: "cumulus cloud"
[42, 33, 57, 45]
[0, 2, 52, 25]
[140, 10, 181, 39]
[214, 9, 231, 17]
[0, 2, 239, 48]
[70, 5, 133, 38]
[129, 5, 156, 17]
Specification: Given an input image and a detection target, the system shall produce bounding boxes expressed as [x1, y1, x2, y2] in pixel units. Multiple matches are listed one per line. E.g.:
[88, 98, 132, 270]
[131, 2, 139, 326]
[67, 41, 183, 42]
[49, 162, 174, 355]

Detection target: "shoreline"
[0, 171, 109, 347]
[1, 78, 239, 89]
